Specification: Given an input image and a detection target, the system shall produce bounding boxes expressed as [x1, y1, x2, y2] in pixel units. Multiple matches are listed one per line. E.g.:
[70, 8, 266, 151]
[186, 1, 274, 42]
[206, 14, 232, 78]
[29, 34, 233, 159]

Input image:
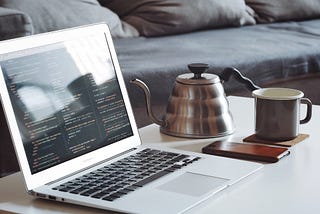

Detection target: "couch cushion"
[0, 7, 33, 40]
[99, 0, 255, 37]
[0, 0, 138, 38]
[245, 0, 320, 23]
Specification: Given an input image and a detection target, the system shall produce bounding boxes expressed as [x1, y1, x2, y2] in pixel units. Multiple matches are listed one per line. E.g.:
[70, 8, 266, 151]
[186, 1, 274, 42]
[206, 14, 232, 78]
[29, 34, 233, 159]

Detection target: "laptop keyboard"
[53, 148, 201, 201]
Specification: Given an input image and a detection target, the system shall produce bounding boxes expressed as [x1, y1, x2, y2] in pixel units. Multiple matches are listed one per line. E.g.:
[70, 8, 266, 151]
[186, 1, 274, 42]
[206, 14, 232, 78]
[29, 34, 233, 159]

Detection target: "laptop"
[0, 23, 263, 214]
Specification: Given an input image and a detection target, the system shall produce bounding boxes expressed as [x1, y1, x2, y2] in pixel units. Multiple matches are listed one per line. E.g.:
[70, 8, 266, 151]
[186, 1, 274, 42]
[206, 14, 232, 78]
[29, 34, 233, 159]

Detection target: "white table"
[1, 96, 320, 214]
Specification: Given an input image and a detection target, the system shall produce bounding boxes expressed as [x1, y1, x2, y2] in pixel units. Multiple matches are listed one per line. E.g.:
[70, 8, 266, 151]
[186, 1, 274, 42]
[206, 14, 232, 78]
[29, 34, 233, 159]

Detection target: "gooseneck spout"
[130, 79, 165, 126]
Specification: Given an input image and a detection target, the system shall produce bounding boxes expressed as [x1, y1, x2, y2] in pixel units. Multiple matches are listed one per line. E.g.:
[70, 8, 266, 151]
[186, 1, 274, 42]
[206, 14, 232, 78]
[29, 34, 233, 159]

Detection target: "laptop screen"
[0, 34, 133, 174]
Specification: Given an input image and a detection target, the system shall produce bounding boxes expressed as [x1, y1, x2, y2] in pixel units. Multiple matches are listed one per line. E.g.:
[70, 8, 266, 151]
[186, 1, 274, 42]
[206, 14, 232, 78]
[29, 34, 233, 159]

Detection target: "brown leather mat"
[243, 134, 309, 147]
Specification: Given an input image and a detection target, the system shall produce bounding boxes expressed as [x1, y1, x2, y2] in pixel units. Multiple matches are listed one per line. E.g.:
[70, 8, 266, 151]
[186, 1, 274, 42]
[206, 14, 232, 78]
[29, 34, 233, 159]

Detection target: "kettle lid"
[177, 63, 220, 85]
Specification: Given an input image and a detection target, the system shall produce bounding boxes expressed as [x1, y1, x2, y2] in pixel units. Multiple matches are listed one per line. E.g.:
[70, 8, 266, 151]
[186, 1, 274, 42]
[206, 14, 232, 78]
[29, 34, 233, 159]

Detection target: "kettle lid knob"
[176, 63, 220, 85]
[188, 63, 209, 79]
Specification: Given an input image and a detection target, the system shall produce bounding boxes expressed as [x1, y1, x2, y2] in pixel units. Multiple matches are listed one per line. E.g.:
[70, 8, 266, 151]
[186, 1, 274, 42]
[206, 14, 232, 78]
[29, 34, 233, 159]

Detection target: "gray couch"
[1, 0, 320, 177]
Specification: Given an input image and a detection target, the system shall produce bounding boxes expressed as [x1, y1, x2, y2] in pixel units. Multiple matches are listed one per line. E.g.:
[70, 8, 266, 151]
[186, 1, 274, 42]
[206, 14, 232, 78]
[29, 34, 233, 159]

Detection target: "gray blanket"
[114, 19, 320, 108]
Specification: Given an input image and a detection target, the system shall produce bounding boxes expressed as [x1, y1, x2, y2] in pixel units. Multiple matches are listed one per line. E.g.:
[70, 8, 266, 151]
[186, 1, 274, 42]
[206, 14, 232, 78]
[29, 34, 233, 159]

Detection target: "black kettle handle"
[220, 67, 261, 91]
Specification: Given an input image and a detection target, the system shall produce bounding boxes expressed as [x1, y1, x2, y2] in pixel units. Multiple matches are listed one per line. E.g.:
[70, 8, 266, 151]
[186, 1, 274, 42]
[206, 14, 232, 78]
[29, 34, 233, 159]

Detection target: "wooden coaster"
[243, 134, 309, 147]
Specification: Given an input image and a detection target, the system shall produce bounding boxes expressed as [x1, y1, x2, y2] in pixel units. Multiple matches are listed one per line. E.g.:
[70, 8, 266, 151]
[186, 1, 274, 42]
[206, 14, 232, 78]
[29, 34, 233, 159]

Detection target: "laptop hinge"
[47, 147, 137, 185]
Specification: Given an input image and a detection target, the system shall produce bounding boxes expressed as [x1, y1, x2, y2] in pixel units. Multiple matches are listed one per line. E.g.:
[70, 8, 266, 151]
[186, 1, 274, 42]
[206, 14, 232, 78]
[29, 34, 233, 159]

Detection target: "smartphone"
[202, 141, 290, 163]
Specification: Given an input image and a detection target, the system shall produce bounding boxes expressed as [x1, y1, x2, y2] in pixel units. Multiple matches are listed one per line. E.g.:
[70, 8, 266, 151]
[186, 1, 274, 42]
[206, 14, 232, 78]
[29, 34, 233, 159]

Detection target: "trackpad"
[158, 172, 229, 197]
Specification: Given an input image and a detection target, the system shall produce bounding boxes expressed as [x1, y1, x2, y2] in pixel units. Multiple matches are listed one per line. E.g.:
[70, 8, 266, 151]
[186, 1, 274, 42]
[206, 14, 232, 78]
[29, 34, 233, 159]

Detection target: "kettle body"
[161, 77, 235, 138]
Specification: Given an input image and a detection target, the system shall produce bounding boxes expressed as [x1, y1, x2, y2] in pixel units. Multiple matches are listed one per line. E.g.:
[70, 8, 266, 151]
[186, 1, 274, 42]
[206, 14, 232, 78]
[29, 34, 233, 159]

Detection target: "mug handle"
[300, 98, 312, 124]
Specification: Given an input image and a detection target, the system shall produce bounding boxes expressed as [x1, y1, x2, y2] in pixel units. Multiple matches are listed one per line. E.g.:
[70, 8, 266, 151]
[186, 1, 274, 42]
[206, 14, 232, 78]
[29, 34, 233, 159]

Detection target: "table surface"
[1, 96, 320, 214]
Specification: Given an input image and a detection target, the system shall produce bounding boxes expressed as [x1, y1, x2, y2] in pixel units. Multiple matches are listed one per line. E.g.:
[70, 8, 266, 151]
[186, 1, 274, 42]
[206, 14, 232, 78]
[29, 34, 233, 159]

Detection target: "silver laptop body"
[0, 23, 262, 214]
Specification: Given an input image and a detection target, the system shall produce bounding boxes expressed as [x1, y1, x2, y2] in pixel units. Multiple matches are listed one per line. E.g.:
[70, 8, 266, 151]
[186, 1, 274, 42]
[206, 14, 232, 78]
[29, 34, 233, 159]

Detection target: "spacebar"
[134, 170, 171, 187]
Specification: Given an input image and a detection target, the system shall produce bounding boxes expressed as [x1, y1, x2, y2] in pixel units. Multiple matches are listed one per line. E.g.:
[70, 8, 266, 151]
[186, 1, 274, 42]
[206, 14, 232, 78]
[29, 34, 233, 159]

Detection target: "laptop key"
[80, 188, 101, 196]
[165, 166, 178, 172]
[102, 195, 118, 202]
[171, 154, 189, 162]
[134, 170, 171, 187]
[110, 192, 126, 198]
[91, 192, 107, 199]
[118, 188, 133, 194]
[70, 187, 90, 194]
[58, 187, 74, 192]
[126, 185, 139, 191]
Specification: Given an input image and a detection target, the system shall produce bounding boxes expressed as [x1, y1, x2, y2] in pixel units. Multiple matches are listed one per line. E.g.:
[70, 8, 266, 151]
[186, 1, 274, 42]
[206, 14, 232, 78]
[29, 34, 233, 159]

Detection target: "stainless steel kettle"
[131, 63, 259, 138]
